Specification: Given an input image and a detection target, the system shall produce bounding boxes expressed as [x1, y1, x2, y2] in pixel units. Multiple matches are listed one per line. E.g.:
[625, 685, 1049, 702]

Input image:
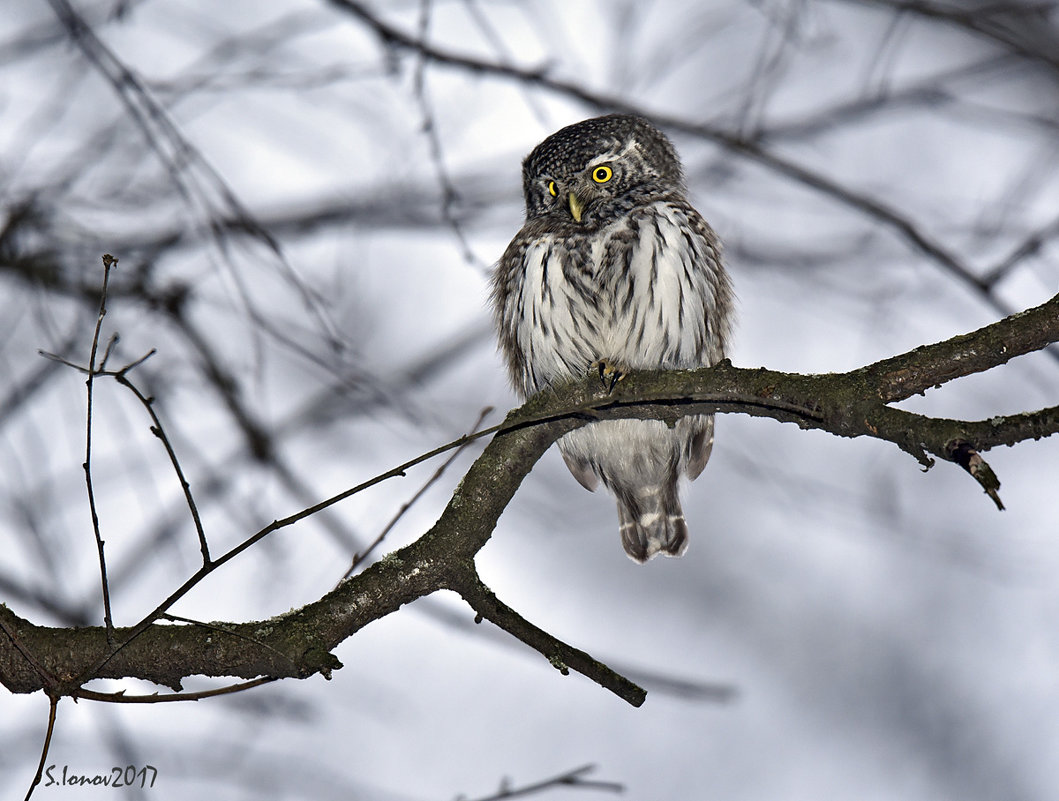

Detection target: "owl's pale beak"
[567, 192, 584, 222]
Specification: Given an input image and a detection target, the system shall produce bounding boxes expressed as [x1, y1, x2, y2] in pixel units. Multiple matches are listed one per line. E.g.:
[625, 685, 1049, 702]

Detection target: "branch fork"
[2, 291, 1057, 714]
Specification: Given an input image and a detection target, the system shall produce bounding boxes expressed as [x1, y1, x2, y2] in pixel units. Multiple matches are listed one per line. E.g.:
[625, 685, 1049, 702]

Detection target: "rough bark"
[2, 292, 1057, 707]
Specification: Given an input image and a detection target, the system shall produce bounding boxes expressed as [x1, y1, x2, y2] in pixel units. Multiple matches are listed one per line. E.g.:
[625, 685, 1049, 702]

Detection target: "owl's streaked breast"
[500, 200, 728, 397]
[492, 113, 735, 562]
[514, 233, 601, 394]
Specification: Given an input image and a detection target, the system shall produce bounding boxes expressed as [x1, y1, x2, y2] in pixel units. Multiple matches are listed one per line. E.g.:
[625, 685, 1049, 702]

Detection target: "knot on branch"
[301, 647, 343, 680]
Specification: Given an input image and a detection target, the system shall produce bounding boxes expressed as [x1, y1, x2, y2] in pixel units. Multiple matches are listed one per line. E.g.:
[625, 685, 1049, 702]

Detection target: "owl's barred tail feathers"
[616, 483, 689, 563]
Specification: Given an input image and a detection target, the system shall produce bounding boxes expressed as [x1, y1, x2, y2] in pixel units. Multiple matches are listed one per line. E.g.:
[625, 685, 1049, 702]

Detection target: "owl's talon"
[593, 359, 626, 393]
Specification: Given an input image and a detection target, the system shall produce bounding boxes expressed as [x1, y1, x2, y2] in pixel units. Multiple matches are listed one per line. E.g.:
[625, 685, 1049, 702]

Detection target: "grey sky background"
[1, 1, 1057, 799]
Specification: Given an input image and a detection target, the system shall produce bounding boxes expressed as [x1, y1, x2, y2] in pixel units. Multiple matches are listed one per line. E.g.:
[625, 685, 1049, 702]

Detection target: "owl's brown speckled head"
[520, 114, 686, 226]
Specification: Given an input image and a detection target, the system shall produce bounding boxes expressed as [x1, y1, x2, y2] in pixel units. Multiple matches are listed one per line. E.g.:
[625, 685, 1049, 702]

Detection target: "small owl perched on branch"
[492, 114, 734, 562]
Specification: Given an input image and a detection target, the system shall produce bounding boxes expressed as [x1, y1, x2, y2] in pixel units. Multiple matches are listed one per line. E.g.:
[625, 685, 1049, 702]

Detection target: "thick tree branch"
[854, 294, 1059, 402]
[2, 293, 1056, 705]
[452, 566, 648, 706]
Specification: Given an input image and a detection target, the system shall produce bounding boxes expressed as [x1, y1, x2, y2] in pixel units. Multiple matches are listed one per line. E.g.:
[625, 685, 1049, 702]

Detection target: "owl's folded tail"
[616, 483, 688, 563]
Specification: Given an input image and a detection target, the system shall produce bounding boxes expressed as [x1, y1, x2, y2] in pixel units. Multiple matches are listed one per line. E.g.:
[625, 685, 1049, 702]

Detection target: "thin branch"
[764, 54, 1014, 142]
[411, 0, 485, 270]
[113, 358, 211, 565]
[39, 346, 212, 564]
[982, 208, 1059, 287]
[0, 330, 80, 428]
[460, 764, 624, 801]
[68, 415, 508, 686]
[23, 694, 59, 801]
[74, 676, 277, 703]
[84, 253, 117, 645]
[339, 406, 493, 582]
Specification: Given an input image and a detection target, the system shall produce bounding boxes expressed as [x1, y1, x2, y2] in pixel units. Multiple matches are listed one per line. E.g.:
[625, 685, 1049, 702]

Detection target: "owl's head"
[520, 114, 685, 227]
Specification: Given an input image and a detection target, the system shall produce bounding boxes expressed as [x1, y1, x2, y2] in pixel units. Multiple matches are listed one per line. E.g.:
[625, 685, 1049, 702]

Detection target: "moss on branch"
[2, 293, 1057, 705]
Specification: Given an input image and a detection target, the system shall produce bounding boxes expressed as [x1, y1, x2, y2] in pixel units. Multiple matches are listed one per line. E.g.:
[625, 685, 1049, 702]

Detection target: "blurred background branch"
[1, 1, 1057, 799]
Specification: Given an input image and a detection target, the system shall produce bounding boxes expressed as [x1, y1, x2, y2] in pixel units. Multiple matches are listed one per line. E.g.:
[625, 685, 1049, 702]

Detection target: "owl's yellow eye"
[547, 181, 558, 197]
[591, 165, 613, 183]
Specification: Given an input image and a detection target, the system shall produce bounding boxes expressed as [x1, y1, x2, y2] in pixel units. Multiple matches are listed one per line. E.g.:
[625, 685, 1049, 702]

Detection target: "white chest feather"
[509, 201, 721, 394]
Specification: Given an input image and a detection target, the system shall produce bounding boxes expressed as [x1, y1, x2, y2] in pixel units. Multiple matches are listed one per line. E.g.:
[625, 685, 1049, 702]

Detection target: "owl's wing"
[562, 451, 599, 492]
[685, 417, 715, 481]
[491, 236, 532, 394]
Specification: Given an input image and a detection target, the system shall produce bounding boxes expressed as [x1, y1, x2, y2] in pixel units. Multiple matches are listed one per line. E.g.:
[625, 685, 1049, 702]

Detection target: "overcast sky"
[2, 2, 1058, 799]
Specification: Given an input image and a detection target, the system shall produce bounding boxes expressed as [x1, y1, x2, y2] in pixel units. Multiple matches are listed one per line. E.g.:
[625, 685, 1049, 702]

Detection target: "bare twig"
[37, 346, 213, 564]
[982, 208, 1059, 288]
[112, 359, 211, 564]
[411, 0, 485, 270]
[68, 414, 508, 687]
[339, 406, 494, 582]
[74, 676, 277, 704]
[22, 694, 59, 801]
[84, 253, 117, 645]
[459, 764, 624, 801]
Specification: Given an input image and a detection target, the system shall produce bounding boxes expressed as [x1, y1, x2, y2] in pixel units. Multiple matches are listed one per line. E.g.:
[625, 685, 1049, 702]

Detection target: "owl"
[491, 114, 734, 562]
